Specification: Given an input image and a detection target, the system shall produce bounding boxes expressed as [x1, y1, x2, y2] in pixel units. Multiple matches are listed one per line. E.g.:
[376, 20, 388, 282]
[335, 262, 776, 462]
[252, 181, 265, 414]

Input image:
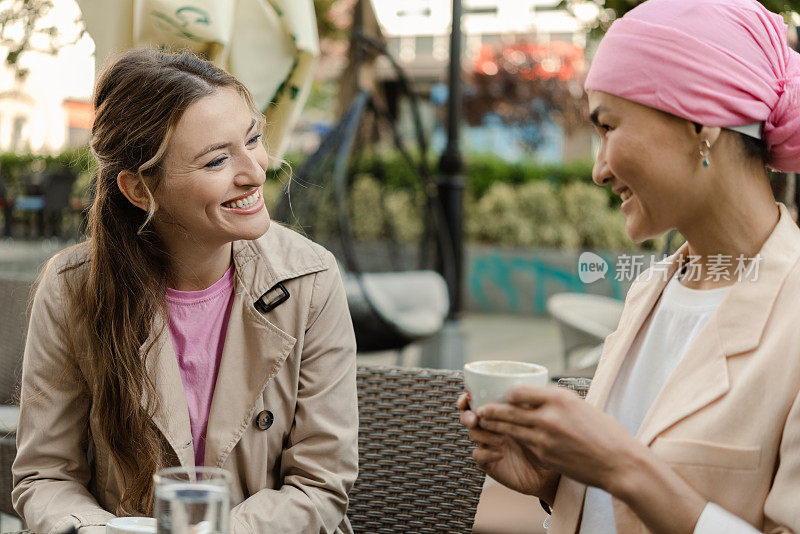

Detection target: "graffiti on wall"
[468, 252, 624, 314]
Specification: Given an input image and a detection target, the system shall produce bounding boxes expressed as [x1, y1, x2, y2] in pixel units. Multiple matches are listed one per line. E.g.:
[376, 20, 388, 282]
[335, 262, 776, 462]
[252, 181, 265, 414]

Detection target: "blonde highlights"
[72, 48, 260, 515]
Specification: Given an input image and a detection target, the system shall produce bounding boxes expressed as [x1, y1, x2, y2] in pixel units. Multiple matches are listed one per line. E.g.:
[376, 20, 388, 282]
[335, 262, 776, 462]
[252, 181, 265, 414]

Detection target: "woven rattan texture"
[349, 365, 483, 533]
[0, 435, 17, 517]
[0, 367, 484, 530]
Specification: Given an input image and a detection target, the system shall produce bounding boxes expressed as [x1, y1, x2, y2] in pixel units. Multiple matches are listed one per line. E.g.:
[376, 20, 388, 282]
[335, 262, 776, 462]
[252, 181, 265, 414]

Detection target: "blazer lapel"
[635, 312, 728, 446]
[550, 251, 681, 533]
[554, 204, 800, 533]
[140, 314, 195, 469]
[585, 251, 682, 411]
[637, 204, 800, 446]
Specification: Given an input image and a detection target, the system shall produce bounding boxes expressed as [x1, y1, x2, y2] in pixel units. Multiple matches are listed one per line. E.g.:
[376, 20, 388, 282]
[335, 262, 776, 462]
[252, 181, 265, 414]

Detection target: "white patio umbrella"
[75, 0, 320, 165]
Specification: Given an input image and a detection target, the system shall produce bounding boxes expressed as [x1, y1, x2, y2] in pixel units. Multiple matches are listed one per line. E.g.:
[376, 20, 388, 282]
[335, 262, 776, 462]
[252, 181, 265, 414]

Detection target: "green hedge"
[267, 169, 662, 251]
[266, 151, 656, 249]
[465, 155, 595, 198]
[271, 151, 606, 202]
[0, 146, 94, 198]
[2, 149, 658, 250]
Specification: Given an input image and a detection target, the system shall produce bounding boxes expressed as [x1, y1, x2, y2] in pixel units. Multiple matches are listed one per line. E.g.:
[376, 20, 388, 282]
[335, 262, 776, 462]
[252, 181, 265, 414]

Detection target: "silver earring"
[700, 139, 711, 168]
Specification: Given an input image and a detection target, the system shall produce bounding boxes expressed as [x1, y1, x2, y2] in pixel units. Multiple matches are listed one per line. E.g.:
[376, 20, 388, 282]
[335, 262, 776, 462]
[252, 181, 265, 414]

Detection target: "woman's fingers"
[457, 392, 479, 430]
[478, 402, 540, 427]
[472, 445, 504, 466]
[506, 384, 553, 406]
[460, 409, 478, 428]
[480, 418, 540, 445]
[468, 426, 505, 448]
[457, 392, 469, 411]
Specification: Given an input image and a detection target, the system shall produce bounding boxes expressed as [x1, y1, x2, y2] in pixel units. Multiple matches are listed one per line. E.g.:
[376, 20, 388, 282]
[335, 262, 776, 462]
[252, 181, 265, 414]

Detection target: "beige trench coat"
[549, 204, 800, 533]
[12, 223, 359, 534]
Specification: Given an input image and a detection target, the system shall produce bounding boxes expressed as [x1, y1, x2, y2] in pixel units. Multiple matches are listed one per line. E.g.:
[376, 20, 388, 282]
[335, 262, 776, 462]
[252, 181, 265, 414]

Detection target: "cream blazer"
[550, 204, 800, 533]
[12, 223, 358, 534]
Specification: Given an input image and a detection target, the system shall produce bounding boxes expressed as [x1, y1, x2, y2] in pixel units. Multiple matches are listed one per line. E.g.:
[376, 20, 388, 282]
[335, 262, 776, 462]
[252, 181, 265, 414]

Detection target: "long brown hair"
[73, 48, 259, 515]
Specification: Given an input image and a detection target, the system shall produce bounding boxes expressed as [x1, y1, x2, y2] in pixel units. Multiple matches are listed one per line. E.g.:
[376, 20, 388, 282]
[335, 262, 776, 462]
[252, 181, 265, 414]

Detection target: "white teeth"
[224, 190, 260, 209]
[620, 189, 632, 202]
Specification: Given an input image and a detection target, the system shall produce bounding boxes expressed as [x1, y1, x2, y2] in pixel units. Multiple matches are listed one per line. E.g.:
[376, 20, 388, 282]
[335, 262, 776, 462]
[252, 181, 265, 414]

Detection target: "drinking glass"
[153, 466, 232, 534]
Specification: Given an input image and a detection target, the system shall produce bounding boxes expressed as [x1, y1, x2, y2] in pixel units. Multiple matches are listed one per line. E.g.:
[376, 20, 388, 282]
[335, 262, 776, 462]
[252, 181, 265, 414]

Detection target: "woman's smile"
[620, 190, 634, 213]
[152, 86, 272, 249]
[221, 187, 264, 214]
[613, 185, 635, 213]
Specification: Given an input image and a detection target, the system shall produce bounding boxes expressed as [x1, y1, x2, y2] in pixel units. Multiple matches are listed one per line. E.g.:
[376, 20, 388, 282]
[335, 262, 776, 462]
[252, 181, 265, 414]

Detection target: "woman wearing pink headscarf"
[459, 0, 800, 532]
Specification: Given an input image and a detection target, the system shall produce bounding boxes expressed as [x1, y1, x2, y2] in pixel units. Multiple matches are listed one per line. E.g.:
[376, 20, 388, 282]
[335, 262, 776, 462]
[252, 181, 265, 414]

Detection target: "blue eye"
[247, 133, 262, 145]
[205, 156, 227, 168]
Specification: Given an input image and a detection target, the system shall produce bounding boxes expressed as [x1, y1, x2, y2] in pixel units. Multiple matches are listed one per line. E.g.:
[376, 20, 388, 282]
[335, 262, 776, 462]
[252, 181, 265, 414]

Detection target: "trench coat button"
[256, 410, 274, 430]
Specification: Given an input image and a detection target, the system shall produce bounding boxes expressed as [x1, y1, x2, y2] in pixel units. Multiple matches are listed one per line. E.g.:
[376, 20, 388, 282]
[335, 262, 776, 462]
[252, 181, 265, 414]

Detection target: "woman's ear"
[694, 124, 722, 148]
[117, 170, 156, 212]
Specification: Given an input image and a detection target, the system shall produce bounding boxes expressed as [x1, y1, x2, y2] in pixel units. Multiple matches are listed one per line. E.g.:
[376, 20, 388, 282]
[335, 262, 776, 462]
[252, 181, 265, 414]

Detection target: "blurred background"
[1, 1, 800, 532]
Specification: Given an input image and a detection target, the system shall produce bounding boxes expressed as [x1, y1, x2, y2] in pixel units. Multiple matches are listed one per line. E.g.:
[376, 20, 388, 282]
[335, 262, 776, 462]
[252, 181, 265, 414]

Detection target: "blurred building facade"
[0, 0, 594, 163]
[375, 0, 587, 77]
[0, 0, 94, 155]
[370, 0, 595, 163]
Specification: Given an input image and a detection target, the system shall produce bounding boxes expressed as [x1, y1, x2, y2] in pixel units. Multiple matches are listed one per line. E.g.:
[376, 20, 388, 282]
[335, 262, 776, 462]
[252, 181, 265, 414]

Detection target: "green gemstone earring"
[700, 139, 711, 168]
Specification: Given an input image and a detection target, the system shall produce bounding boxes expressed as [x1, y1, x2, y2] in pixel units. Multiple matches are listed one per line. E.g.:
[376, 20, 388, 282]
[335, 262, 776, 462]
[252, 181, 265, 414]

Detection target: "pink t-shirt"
[166, 265, 235, 466]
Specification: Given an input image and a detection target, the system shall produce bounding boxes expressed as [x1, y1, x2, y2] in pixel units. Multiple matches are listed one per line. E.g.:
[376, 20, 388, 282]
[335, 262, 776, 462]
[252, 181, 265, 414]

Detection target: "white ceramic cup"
[464, 360, 549, 410]
[106, 517, 156, 534]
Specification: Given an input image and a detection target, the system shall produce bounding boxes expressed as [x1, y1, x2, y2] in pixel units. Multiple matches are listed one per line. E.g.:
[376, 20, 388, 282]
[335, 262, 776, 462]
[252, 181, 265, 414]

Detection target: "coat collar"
[230, 222, 329, 302]
[140, 316, 195, 468]
[551, 203, 800, 534]
[142, 222, 329, 468]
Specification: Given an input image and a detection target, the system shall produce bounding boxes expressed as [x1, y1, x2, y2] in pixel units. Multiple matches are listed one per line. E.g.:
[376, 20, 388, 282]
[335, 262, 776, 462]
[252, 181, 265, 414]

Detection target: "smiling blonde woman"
[460, 0, 800, 532]
[11, 48, 358, 534]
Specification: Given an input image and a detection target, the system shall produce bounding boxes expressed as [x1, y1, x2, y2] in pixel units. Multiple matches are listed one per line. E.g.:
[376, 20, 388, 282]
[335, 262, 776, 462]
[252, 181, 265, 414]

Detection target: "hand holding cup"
[459, 360, 559, 499]
[464, 360, 549, 411]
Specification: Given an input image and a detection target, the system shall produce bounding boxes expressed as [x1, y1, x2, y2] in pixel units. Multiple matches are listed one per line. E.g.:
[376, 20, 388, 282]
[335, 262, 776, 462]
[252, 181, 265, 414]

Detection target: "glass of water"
[153, 466, 232, 534]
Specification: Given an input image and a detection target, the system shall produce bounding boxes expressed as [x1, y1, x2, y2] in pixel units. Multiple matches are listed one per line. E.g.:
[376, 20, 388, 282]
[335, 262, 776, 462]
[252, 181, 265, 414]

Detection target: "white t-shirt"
[578, 271, 750, 533]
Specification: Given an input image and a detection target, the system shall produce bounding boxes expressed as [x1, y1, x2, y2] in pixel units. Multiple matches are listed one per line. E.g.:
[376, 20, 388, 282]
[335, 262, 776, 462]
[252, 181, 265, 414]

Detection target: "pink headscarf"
[585, 0, 800, 172]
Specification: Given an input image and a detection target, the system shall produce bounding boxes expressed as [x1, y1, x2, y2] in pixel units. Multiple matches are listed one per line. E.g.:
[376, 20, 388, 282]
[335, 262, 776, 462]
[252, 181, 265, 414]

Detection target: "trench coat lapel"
[203, 224, 327, 468]
[138, 223, 329, 470]
[140, 291, 297, 472]
[202, 284, 297, 468]
[140, 314, 195, 469]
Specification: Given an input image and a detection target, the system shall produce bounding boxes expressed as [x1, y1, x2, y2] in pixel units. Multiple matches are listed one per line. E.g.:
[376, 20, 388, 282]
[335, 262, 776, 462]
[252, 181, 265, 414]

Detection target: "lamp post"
[422, 0, 466, 369]
[437, 0, 465, 319]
